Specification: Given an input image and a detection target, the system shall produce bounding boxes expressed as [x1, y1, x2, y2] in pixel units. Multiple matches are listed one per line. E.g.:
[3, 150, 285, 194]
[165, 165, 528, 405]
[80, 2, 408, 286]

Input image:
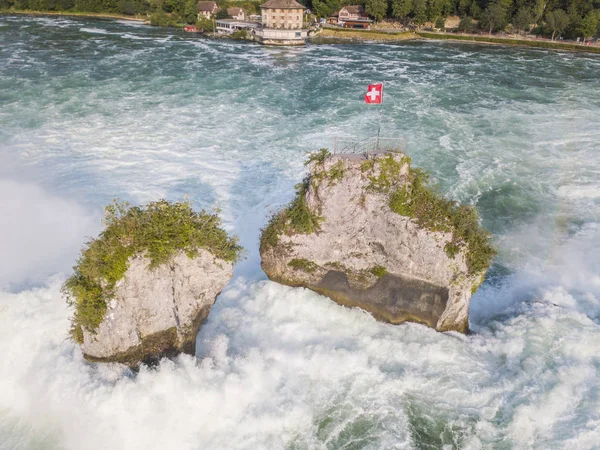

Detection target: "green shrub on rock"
[62, 199, 242, 343]
[388, 167, 496, 274]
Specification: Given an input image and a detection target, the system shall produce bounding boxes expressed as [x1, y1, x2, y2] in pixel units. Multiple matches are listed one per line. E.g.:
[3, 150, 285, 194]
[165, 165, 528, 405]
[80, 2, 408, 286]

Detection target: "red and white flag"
[364, 83, 383, 104]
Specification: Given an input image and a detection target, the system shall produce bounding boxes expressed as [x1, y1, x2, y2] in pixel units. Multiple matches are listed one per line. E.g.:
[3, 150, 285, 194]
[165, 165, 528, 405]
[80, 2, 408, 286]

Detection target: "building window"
[295, 31, 301, 37]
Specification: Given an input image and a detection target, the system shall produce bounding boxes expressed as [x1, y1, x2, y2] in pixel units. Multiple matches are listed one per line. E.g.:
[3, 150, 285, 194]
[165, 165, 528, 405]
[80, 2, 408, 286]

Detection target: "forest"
[316, 0, 600, 40]
[1, 0, 599, 39]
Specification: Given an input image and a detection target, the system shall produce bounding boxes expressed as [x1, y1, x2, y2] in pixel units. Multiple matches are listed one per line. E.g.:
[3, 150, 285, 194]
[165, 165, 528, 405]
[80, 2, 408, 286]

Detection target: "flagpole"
[376, 81, 384, 152]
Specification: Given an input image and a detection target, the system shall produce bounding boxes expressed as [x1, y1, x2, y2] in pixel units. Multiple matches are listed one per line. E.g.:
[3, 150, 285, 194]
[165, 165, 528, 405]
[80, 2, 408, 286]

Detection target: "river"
[1, 14, 600, 449]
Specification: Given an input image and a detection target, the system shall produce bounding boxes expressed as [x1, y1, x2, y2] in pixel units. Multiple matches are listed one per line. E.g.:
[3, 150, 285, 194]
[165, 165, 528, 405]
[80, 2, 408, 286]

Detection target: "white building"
[227, 7, 245, 20]
[197, 1, 219, 19]
[255, 0, 308, 45]
[215, 19, 258, 35]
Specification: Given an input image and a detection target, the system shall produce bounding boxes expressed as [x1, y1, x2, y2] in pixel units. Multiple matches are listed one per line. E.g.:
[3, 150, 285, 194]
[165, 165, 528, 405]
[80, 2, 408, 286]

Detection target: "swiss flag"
[364, 83, 383, 104]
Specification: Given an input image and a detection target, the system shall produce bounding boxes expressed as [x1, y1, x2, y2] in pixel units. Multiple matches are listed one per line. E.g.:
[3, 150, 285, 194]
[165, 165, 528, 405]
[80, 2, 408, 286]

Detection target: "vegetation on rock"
[260, 150, 331, 251]
[288, 258, 318, 273]
[305, 148, 331, 166]
[62, 199, 242, 343]
[370, 265, 388, 278]
[387, 166, 496, 274]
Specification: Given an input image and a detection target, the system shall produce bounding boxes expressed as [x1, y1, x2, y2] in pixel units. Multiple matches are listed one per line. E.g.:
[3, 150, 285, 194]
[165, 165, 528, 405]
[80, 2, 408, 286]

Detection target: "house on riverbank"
[227, 7, 245, 20]
[197, 1, 219, 19]
[255, 0, 308, 45]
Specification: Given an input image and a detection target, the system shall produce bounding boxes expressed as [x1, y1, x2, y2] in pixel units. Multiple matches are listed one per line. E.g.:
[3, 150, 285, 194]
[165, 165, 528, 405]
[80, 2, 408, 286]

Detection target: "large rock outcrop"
[63, 199, 242, 368]
[81, 250, 233, 366]
[260, 151, 494, 333]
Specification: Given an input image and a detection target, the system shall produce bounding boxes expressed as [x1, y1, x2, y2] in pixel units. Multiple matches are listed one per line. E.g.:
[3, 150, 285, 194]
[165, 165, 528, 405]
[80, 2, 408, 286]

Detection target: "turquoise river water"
[1, 14, 600, 449]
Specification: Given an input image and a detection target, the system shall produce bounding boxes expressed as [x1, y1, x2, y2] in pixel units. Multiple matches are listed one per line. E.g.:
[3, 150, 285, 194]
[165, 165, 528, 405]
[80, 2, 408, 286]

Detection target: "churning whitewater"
[1, 14, 600, 450]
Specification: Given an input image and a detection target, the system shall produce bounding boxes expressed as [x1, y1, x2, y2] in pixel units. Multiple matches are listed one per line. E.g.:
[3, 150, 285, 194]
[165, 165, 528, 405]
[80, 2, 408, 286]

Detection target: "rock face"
[81, 250, 233, 366]
[260, 151, 492, 333]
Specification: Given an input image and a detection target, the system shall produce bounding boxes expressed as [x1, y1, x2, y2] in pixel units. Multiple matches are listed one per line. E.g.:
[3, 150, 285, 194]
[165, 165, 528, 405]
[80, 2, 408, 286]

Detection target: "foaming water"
[1, 14, 600, 449]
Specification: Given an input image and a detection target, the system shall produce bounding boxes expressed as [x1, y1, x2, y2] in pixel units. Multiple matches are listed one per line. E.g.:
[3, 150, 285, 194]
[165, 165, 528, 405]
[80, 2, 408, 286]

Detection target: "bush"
[260, 153, 329, 251]
[288, 258, 318, 273]
[150, 10, 177, 27]
[458, 16, 475, 32]
[63, 199, 242, 342]
[435, 17, 446, 30]
[196, 17, 215, 32]
[388, 167, 495, 274]
[230, 29, 247, 39]
[370, 265, 388, 277]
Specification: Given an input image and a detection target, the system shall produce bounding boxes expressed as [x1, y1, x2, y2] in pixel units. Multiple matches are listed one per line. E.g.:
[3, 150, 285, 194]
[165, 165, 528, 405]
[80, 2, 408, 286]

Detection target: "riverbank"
[310, 26, 600, 54]
[416, 31, 600, 54]
[310, 28, 417, 43]
[0, 10, 146, 22]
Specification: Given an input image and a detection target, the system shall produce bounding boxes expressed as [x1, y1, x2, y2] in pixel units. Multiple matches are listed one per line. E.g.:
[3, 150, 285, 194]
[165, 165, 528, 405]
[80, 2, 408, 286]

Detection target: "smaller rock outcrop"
[260, 150, 495, 333]
[63, 199, 242, 367]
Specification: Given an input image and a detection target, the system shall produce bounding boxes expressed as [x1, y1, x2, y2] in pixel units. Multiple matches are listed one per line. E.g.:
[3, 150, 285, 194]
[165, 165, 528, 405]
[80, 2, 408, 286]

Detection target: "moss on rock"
[388, 167, 496, 275]
[62, 199, 242, 343]
[288, 258, 318, 273]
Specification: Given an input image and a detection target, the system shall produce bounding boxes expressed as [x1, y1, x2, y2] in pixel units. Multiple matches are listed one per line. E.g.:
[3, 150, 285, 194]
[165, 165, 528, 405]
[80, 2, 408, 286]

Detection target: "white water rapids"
[1, 14, 600, 450]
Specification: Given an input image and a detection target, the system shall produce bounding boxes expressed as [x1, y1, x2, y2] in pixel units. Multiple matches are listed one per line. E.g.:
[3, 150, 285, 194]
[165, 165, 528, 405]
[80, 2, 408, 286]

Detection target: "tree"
[512, 7, 532, 33]
[391, 0, 413, 19]
[427, 0, 444, 21]
[481, 1, 507, 35]
[183, 0, 197, 23]
[458, 15, 475, 32]
[311, 0, 340, 18]
[545, 9, 569, 40]
[457, 0, 472, 16]
[435, 16, 445, 28]
[215, 8, 228, 19]
[412, 0, 427, 24]
[579, 11, 598, 42]
[365, 0, 388, 22]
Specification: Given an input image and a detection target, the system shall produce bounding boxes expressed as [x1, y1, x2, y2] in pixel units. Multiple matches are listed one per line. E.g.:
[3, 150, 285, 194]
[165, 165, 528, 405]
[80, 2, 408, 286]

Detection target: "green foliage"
[305, 148, 331, 166]
[62, 199, 242, 342]
[391, 0, 412, 19]
[288, 258, 318, 273]
[230, 29, 247, 39]
[412, 0, 427, 24]
[546, 9, 570, 40]
[183, 0, 197, 23]
[196, 16, 215, 31]
[370, 265, 388, 277]
[435, 16, 445, 28]
[216, 0, 261, 15]
[150, 10, 177, 26]
[366, 0, 388, 21]
[312, 0, 341, 18]
[8, 0, 600, 34]
[367, 154, 410, 193]
[416, 31, 600, 53]
[260, 177, 323, 251]
[512, 7, 532, 33]
[387, 167, 495, 275]
[328, 160, 345, 184]
[481, 1, 507, 34]
[458, 15, 475, 32]
[579, 11, 598, 39]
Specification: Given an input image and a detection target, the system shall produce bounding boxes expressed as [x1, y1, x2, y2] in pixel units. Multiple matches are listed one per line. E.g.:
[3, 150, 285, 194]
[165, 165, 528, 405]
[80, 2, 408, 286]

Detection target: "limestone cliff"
[260, 150, 495, 333]
[81, 250, 233, 366]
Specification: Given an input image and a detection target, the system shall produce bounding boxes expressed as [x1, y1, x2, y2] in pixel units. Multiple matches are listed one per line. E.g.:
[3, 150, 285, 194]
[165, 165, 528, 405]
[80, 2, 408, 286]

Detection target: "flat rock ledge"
[81, 250, 233, 367]
[260, 152, 489, 333]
